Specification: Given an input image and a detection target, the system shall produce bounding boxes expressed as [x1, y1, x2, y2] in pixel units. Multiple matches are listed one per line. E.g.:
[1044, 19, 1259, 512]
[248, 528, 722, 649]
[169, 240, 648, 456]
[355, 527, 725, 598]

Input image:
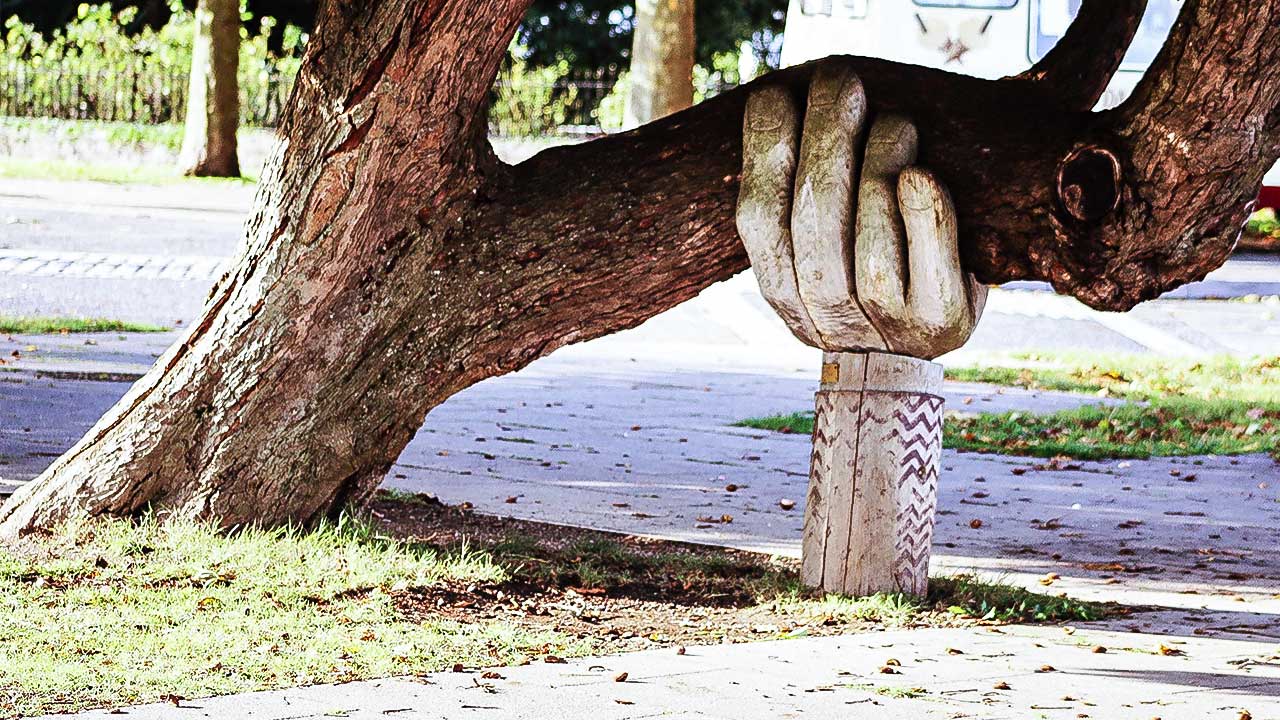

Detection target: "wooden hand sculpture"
[737, 64, 987, 358]
[736, 65, 988, 597]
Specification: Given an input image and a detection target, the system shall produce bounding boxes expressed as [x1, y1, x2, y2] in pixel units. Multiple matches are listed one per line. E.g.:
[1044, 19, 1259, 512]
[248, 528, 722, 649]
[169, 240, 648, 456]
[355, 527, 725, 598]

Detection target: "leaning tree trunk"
[3, 0, 1279, 536]
[178, 0, 241, 177]
[624, 0, 695, 127]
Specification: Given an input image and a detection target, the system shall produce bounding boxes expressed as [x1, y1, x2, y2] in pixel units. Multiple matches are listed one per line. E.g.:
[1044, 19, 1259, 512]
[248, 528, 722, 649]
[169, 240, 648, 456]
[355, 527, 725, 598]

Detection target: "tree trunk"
[3, 0, 1279, 536]
[624, 0, 695, 127]
[179, 0, 241, 177]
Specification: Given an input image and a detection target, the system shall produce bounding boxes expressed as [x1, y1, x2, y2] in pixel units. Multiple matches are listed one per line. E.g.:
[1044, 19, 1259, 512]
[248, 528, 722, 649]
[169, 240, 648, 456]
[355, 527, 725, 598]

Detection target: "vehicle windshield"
[912, 1, 1019, 7]
[1031, 0, 1184, 69]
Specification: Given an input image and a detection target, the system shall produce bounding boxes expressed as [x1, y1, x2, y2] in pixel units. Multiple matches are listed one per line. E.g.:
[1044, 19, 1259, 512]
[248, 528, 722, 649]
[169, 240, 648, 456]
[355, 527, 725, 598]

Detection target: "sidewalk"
[2, 178, 1278, 719]
[35, 626, 1280, 720]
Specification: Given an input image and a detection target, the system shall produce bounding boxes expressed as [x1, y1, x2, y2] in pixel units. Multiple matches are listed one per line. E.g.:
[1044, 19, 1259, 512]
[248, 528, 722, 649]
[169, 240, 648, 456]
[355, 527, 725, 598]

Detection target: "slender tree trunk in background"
[625, 0, 695, 127]
[2, 0, 1279, 537]
[179, 0, 240, 177]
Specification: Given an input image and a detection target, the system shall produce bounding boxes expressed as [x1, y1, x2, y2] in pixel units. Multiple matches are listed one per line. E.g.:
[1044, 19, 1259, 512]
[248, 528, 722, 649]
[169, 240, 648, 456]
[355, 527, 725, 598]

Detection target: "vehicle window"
[1030, 0, 1183, 68]
[912, 1, 1020, 8]
[800, 0, 869, 18]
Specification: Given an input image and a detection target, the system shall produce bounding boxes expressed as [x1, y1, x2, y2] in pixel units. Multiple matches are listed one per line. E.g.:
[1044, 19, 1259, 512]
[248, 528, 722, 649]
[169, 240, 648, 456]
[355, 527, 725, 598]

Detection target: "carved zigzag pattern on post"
[803, 393, 840, 587]
[889, 394, 944, 596]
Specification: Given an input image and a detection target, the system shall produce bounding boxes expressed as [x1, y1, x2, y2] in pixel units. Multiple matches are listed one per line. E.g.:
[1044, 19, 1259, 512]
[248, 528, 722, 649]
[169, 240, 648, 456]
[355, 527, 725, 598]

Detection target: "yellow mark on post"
[821, 363, 840, 384]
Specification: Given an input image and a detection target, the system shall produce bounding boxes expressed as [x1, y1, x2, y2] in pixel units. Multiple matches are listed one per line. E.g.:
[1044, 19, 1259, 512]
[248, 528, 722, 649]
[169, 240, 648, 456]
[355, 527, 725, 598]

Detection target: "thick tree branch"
[5, 0, 1279, 537]
[1016, 0, 1149, 110]
[493, 0, 1280, 312]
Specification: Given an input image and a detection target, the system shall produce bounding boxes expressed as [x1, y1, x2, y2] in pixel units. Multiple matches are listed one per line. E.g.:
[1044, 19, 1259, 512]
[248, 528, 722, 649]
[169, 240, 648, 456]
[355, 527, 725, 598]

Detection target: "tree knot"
[1056, 144, 1122, 224]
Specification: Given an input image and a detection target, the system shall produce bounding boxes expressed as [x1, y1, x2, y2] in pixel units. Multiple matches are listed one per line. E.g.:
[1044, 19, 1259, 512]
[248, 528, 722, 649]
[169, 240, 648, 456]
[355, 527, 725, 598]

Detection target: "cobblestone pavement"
[0, 248, 225, 281]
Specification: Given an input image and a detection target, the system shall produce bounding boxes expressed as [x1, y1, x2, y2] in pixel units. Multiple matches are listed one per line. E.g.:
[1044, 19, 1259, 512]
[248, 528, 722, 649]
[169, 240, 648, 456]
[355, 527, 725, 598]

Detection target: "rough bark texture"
[625, 0, 695, 126]
[3, 0, 1279, 536]
[179, 0, 241, 177]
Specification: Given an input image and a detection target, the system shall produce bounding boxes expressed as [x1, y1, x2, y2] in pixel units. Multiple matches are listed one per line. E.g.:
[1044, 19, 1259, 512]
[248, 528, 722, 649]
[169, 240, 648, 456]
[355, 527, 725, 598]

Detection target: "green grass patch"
[0, 118, 187, 153]
[770, 574, 1103, 626]
[0, 158, 256, 186]
[946, 352, 1280, 403]
[947, 399, 1279, 460]
[0, 317, 168, 334]
[743, 353, 1280, 460]
[0, 516, 575, 717]
[0, 502, 1106, 716]
[740, 401, 1279, 461]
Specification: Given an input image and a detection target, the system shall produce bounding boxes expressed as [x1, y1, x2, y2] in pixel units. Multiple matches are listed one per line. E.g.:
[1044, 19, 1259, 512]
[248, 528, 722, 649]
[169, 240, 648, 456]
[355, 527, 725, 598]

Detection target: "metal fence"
[489, 68, 622, 138]
[0, 61, 733, 136]
[0, 59, 295, 128]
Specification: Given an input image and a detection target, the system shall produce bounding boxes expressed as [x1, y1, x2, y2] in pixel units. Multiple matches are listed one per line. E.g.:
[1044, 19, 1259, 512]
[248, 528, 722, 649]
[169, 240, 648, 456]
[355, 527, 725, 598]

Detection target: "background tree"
[1, 0, 1277, 538]
[178, 0, 241, 176]
[514, 0, 784, 73]
[624, 0, 694, 126]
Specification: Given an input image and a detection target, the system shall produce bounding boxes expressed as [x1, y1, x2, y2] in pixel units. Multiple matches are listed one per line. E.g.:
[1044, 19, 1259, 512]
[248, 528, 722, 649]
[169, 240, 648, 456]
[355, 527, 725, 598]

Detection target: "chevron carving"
[801, 354, 945, 598]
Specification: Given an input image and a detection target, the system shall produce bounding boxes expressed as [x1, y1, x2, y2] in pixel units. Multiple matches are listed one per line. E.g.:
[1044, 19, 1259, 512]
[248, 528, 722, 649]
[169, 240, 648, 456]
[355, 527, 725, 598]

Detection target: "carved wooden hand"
[736, 65, 987, 360]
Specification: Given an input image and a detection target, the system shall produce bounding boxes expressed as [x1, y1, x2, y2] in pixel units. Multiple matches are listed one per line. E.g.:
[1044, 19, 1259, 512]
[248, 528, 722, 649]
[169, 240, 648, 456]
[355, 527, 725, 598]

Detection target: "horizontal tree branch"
[1015, 0, 1148, 110]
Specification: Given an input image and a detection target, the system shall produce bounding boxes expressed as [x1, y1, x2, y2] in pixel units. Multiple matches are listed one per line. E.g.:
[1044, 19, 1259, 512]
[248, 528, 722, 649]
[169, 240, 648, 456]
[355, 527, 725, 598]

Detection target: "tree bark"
[624, 0, 695, 127]
[179, 0, 241, 177]
[3, 0, 1278, 536]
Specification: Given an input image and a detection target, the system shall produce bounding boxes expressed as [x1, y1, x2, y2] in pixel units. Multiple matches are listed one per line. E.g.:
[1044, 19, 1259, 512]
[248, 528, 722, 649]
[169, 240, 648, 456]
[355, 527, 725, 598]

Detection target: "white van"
[780, 0, 1280, 196]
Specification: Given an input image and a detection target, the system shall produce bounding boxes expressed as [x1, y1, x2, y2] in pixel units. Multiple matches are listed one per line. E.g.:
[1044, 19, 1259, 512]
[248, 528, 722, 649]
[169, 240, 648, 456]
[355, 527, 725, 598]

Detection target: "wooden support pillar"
[802, 351, 945, 597]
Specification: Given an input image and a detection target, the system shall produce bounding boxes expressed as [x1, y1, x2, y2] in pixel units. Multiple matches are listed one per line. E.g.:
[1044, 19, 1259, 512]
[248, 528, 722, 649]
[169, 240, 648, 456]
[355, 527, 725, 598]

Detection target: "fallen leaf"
[1092, 646, 1108, 654]
[481, 671, 503, 680]
[614, 672, 629, 682]
[1037, 665, 1056, 673]
[993, 681, 1011, 690]
[545, 655, 567, 664]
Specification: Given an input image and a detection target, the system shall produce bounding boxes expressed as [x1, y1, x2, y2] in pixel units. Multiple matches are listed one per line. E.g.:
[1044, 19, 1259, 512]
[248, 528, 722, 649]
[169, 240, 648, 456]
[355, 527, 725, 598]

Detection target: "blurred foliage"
[1247, 207, 1280, 239]
[0, 2, 304, 125]
[1, 1, 781, 135]
[516, 0, 785, 73]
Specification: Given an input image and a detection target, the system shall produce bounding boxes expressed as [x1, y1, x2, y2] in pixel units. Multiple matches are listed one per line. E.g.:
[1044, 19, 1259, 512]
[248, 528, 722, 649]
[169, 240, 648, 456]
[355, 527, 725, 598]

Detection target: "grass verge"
[0, 158, 255, 186]
[0, 493, 1107, 716]
[742, 352, 1280, 460]
[0, 317, 168, 335]
[946, 352, 1280, 403]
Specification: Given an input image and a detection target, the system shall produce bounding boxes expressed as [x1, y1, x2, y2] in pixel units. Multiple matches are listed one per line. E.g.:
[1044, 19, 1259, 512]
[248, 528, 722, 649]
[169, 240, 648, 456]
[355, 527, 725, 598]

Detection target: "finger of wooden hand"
[790, 65, 886, 351]
[737, 86, 824, 346]
[855, 115, 918, 354]
[898, 167, 979, 358]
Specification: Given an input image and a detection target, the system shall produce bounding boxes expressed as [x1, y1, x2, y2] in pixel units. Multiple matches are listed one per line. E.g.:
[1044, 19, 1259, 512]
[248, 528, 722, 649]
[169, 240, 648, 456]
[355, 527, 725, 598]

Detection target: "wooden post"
[802, 351, 944, 597]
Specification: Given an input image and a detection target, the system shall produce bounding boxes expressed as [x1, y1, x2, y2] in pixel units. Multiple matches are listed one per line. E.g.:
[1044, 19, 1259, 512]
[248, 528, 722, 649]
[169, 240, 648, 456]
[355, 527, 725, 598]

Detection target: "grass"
[947, 400, 1278, 460]
[741, 352, 1280, 460]
[0, 117, 259, 185]
[946, 352, 1280, 403]
[0, 502, 1104, 717]
[0, 158, 257, 186]
[0, 118, 187, 153]
[0, 317, 168, 335]
[0, 515, 576, 717]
